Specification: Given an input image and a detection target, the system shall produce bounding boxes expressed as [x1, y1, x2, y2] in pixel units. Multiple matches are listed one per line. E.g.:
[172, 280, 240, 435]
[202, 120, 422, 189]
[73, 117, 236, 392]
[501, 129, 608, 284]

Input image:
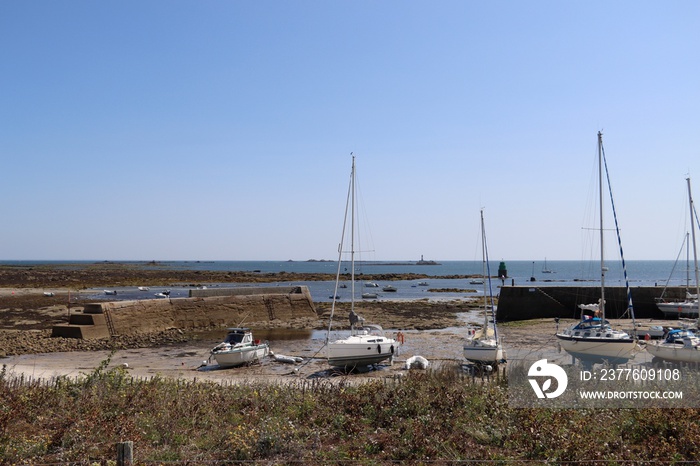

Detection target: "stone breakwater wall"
[52, 286, 317, 339]
[497, 285, 685, 322]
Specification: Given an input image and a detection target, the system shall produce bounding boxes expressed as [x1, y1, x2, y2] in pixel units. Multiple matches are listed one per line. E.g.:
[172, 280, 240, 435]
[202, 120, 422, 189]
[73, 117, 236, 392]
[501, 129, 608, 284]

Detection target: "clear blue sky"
[1, 1, 698, 261]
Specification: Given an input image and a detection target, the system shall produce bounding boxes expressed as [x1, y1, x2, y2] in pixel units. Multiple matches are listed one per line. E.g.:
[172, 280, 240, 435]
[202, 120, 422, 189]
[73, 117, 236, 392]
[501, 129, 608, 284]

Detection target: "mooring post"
[116, 441, 133, 466]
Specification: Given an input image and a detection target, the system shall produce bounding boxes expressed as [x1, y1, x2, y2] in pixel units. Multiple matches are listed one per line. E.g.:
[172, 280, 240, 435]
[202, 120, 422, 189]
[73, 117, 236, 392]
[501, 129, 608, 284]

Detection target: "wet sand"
[1, 317, 673, 384]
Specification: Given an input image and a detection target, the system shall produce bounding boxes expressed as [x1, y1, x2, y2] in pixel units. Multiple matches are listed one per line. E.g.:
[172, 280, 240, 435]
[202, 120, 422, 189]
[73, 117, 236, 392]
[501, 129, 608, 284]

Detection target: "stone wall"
[52, 286, 317, 339]
[496, 285, 685, 321]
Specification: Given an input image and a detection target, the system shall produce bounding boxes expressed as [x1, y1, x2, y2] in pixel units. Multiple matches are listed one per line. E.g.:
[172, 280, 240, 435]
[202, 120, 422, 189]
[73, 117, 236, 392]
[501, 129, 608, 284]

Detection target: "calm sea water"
[1, 259, 690, 282]
[2, 260, 696, 304]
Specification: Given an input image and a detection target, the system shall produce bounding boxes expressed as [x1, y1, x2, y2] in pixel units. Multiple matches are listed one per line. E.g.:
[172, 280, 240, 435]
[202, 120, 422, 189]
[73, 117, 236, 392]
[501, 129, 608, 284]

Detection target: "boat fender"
[377, 344, 382, 354]
[390, 345, 395, 354]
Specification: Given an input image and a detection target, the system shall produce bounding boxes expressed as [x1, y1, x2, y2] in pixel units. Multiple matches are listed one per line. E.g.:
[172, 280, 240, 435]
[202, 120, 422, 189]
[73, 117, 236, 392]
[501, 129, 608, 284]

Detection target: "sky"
[1, 1, 699, 262]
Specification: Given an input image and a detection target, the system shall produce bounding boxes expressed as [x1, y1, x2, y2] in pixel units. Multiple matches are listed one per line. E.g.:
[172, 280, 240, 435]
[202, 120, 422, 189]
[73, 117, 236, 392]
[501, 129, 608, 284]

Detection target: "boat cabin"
[664, 329, 698, 345]
[223, 328, 254, 346]
[572, 317, 610, 330]
[566, 317, 618, 338]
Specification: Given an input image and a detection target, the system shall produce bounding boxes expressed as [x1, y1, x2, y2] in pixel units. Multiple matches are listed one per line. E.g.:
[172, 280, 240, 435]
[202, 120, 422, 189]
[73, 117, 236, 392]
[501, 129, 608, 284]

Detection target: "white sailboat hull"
[656, 301, 699, 317]
[212, 344, 270, 368]
[328, 335, 396, 369]
[463, 339, 504, 364]
[556, 334, 635, 364]
[646, 342, 700, 363]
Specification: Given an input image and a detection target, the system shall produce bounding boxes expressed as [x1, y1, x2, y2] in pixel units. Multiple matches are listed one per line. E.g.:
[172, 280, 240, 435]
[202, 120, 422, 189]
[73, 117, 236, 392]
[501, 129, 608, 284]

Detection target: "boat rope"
[658, 233, 689, 300]
[294, 341, 328, 373]
[601, 143, 636, 326]
[535, 287, 567, 309]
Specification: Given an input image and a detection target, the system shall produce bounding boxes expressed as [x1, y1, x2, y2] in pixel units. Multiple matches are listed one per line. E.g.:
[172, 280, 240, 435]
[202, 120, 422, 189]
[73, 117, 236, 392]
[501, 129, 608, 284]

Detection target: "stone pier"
[52, 286, 317, 339]
[496, 285, 685, 322]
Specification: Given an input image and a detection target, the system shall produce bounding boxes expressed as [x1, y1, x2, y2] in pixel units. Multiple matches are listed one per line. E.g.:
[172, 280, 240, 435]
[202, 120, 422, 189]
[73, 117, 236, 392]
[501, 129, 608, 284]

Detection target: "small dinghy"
[404, 355, 429, 370]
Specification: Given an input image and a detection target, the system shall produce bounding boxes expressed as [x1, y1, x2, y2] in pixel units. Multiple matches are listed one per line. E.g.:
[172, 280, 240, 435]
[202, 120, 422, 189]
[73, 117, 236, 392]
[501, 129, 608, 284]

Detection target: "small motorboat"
[154, 289, 171, 298]
[382, 285, 397, 292]
[138, 286, 150, 291]
[104, 290, 118, 295]
[209, 328, 270, 368]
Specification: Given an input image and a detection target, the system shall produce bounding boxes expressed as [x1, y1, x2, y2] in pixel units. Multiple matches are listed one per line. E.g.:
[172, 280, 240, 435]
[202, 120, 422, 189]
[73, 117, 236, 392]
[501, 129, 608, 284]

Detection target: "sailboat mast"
[686, 232, 691, 290]
[598, 131, 606, 320]
[327, 154, 354, 342]
[350, 154, 356, 316]
[480, 210, 488, 330]
[687, 177, 700, 306]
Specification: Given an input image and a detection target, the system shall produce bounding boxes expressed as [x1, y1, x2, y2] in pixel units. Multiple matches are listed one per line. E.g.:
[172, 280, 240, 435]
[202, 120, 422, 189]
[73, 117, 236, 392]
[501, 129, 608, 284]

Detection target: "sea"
[2, 260, 695, 304]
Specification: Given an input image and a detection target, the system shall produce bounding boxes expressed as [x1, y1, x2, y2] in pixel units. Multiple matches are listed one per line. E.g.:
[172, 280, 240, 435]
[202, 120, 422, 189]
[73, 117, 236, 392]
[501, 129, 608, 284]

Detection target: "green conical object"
[498, 261, 507, 279]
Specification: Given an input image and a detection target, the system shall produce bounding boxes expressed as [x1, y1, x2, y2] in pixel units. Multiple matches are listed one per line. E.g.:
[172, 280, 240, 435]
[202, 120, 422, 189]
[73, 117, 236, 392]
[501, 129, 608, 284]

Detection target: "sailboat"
[463, 209, 505, 365]
[542, 258, 553, 273]
[654, 181, 700, 318]
[326, 154, 397, 370]
[646, 177, 700, 363]
[555, 132, 637, 365]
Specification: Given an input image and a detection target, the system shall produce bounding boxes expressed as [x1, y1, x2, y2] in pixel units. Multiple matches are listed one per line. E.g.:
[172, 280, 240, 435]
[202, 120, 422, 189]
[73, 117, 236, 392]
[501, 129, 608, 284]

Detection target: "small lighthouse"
[498, 261, 508, 279]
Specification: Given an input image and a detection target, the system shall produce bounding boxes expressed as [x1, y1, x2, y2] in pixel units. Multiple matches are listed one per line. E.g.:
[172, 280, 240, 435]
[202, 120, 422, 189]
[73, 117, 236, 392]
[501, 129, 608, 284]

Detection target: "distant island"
[416, 255, 440, 265]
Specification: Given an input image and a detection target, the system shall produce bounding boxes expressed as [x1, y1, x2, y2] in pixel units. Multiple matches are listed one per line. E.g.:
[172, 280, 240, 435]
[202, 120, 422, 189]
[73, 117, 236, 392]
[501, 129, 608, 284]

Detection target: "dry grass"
[2, 357, 700, 464]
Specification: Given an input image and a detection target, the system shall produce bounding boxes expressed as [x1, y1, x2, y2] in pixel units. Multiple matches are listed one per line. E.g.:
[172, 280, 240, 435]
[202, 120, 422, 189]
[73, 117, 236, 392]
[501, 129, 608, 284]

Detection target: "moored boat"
[463, 209, 505, 366]
[646, 178, 700, 363]
[656, 177, 700, 318]
[210, 328, 270, 368]
[555, 132, 637, 365]
[326, 154, 398, 370]
[646, 328, 700, 363]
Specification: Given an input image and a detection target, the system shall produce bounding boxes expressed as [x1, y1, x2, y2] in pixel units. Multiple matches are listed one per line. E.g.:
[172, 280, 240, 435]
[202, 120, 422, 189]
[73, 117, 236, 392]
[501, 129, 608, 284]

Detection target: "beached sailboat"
[555, 132, 637, 365]
[646, 327, 700, 362]
[326, 154, 397, 370]
[647, 177, 700, 362]
[463, 209, 505, 365]
[655, 178, 700, 318]
[646, 328, 700, 363]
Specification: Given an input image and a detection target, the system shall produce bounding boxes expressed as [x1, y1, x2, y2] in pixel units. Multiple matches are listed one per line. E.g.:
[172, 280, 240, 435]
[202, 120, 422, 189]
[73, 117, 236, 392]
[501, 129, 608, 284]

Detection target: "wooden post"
[116, 441, 133, 466]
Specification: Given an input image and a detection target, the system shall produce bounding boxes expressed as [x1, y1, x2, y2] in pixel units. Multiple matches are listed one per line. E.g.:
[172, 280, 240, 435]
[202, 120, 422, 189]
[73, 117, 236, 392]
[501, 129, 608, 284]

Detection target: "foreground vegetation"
[2, 357, 700, 465]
